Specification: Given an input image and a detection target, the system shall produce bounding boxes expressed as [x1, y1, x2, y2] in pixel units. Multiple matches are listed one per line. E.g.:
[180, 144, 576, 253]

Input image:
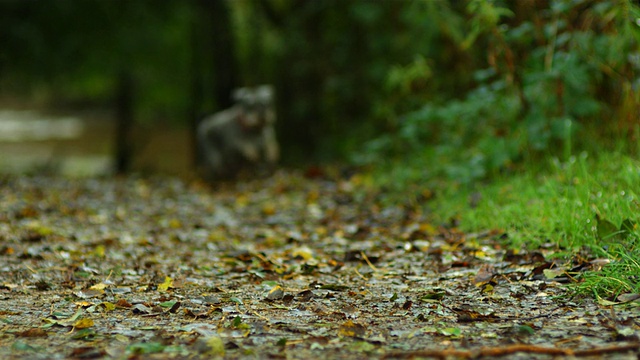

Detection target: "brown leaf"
[183, 307, 213, 319]
[17, 328, 47, 338]
[473, 264, 496, 285]
[115, 299, 132, 308]
[69, 347, 106, 358]
[169, 301, 181, 313]
[297, 290, 315, 302]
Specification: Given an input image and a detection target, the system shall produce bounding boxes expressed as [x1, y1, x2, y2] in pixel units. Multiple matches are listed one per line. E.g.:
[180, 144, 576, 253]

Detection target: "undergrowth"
[372, 151, 640, 299]
[357, 0, 640, 300]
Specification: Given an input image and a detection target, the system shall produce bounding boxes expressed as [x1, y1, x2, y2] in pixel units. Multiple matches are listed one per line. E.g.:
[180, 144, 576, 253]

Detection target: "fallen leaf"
[12, 341, 43, 352]
[438, 327, 461, 337]
[127, 342, 165, 355]
[292, 246, 314, 261]
[100, 302, 116, 311]
[131, 304, 152, 314]
[266, 285, 285, 301]
[115, 299, 132, 308]
[69, 346, 105, 357]
[73, 318, 94, 329]
[589, 258, 610, 271]
[42, 309, 83, 328]
[74, 289, 104, 299]
[89, 283, 108, 291]
[339, 320, 366, 337]
[543, 268, 565, 280]
[17, 328, 47, 338]
[616, 293, 640, 303]
[473, 264, 496, 285]
[158, 277, 173, 292]
[71, 329, 96, 340]
[194, 336, 225, 357]
[320, 284, 349, 291]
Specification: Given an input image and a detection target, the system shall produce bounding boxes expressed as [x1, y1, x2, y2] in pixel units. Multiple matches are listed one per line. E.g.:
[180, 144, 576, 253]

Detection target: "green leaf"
[159, 300, 177, 308]
[232, 316, 243, 328]
[229, 297, 243, 305]
[42, 309, 83, 328]
[12, 341, 43, 352]
[516, 324, 535, 335]
[419, 291, 445, 301]
[127, 342, 165, 355]
[439, 327, 461, 337]
[349, 341, 376, 352]
[71, 328, 96, 340]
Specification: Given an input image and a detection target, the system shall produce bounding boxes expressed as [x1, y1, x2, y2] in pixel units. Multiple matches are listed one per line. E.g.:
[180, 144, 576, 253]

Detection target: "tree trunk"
[206, 0, 237, 110]
[189, 3, 205, 169]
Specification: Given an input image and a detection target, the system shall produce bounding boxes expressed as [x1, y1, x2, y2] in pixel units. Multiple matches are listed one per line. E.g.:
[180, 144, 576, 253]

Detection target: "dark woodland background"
[0, 0, 638, 181]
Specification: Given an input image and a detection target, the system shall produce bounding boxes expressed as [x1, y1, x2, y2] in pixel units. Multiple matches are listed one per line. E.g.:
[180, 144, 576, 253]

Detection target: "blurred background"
[0, 0, 638, 180]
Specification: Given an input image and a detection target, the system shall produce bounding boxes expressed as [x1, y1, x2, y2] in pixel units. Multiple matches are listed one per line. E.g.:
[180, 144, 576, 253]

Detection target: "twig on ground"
[382, 343, 640, 359]
[360, 251, 379, 273]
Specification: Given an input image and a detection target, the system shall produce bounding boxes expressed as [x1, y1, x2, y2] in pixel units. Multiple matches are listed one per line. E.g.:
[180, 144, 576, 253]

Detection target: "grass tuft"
[375, 150, 640, 298]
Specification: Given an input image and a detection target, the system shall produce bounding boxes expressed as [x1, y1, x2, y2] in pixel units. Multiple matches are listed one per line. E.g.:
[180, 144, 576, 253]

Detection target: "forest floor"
[1, 171, 639, 359]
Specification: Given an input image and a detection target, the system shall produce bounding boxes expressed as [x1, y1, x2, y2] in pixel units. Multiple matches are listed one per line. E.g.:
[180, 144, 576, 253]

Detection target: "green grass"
[376, 151, 640, 299]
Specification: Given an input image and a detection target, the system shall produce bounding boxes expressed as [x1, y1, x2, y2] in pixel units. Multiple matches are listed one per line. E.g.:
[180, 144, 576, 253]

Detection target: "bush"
[360, 0, 640, 185]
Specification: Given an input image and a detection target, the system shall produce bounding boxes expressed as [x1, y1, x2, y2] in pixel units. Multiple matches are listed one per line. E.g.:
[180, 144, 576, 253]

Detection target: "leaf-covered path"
[0, 173, 638, 359]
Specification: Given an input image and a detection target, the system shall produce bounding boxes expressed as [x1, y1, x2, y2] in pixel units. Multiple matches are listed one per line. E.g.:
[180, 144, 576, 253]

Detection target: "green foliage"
[0, 1, 193, 122]
[0, 0, 638, 165]
[462, 0, 513, 49]
[361, 0, 640, 184]
[425, 152, 640, 298]
[578, 244, 640, 299]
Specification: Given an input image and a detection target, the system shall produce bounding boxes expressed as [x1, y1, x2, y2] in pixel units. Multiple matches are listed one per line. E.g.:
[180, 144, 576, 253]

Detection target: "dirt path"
[0, 173, 638, 359]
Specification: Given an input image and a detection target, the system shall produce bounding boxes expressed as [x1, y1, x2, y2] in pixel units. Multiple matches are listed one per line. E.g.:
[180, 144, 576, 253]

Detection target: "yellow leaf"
[204, 336, 225, 357]
[73, 318, 94, 329]
[306, 190, 319, 203]
[26, 221, 53, 236]
[236, 194, 248, 207]
[292, 246, 314, 261]
[90, 282, 108, 290]
[481, 284, 494, 293]
[543, 269, 565, 280]
[101, 302, 116, 311]
[92, 245, 105, 258]
[315, 226, 327, 237]
[262, 204, 276, 216]
[338, 320, 366, 337]
[169, 218, 182, 229]
[418, 223, 436, 235]
[158, 277, 173, 292]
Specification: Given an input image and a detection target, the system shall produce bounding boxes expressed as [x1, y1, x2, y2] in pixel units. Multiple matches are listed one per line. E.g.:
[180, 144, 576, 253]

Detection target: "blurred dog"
[197, 85, 279, 180]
